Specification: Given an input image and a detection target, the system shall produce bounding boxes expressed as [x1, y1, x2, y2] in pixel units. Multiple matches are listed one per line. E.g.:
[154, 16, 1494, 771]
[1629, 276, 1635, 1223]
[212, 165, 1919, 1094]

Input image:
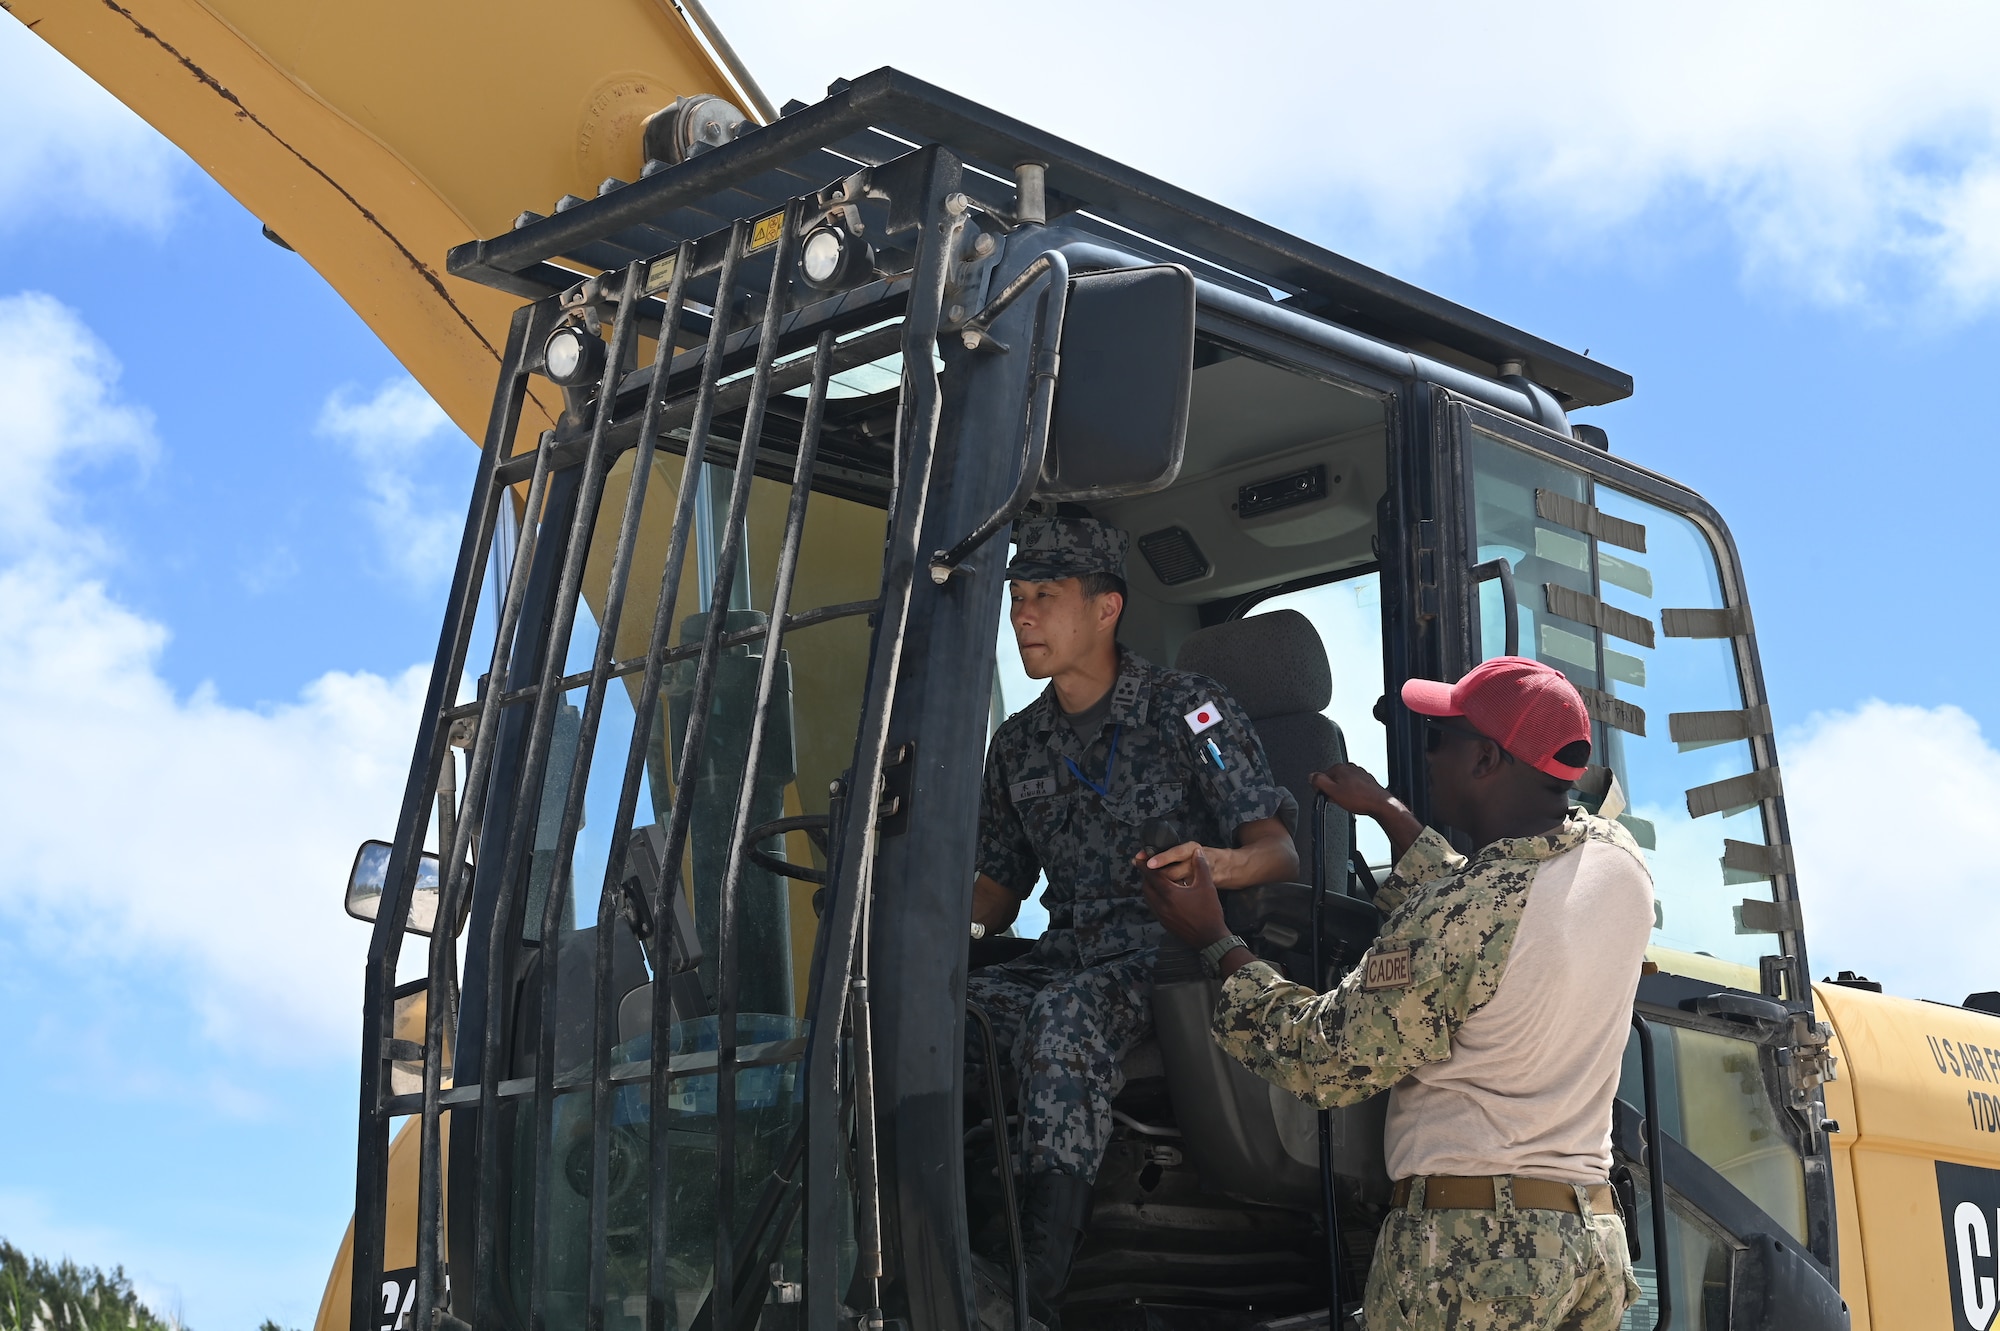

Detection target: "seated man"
[968, 515, 1299, 1309]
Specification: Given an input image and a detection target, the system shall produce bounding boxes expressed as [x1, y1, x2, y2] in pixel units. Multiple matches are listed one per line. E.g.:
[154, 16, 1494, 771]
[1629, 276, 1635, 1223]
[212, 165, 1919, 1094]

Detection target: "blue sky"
[4, 3, 2000, 1328]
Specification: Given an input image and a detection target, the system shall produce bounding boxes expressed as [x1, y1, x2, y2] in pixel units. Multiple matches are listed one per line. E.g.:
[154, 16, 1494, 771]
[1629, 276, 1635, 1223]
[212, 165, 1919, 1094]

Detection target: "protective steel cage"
[353, 139, 967, 1331]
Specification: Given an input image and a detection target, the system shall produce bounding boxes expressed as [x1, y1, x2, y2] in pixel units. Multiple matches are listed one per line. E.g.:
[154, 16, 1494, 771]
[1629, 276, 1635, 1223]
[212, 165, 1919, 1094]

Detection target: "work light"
[543, 324, 605, 387]
[799, 225, 866, 291]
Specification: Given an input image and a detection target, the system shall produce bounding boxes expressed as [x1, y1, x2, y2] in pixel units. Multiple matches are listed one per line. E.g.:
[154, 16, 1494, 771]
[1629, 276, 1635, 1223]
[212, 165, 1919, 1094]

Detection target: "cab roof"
[451, 66, 1632, 410]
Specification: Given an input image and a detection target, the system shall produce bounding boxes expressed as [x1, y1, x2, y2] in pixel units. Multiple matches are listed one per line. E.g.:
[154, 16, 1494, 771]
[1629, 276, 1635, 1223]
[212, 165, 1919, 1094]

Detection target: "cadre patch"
[1011, 777, 1057, 802]
[1362, 946, 1413, 991]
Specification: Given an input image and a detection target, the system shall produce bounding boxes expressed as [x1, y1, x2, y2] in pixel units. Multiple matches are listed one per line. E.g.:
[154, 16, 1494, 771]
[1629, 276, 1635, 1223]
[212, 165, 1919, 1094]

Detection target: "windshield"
[1466, 431, 1783, 985]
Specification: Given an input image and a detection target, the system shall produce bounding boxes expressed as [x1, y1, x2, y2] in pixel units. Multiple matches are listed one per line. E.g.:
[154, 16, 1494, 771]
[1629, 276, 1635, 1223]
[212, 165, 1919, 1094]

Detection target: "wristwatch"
[1198, 934, 1250, 979]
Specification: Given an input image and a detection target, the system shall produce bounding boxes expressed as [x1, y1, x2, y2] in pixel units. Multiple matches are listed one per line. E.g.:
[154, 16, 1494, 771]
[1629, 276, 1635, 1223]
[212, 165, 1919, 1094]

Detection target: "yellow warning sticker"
[747, 213, 784, 252]
[642, 252, 678, 296]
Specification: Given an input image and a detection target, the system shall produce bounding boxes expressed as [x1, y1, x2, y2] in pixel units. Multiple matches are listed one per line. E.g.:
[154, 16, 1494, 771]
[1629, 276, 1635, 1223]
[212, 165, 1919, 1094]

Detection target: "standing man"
[970, 514, 1300, 1311]
[1141, 657, 1652, 1329]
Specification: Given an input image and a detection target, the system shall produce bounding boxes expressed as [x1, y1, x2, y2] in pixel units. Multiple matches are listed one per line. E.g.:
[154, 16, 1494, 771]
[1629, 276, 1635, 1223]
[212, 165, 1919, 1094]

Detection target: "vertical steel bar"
[804, 146, 963, 1331]
[647, 201, 799, 1331]
[464, 425, 561, 1331]
[703, 318, 835, 1321]
[353, 300, 535, 1331]
[527, 264, 649, 1331]
[584, 225, 752, 1331]
[538, 259, 706, 1331]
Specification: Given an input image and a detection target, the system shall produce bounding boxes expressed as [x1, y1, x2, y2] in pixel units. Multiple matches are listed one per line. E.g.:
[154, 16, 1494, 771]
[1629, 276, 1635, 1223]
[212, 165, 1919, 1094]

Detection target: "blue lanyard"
[1064, 724, 1122, 799]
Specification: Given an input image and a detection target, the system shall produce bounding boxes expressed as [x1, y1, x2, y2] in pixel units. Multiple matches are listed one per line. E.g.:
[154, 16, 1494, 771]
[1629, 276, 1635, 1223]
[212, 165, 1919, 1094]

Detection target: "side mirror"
[1040, 263, 1195, 500]
[929, 256, 1195, 583]
[346, 839, 449, 937]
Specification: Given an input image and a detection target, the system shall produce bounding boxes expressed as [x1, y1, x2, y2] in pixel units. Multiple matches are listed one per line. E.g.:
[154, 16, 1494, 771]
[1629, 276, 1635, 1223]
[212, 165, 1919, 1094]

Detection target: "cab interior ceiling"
[1096, 343, 1387, 668]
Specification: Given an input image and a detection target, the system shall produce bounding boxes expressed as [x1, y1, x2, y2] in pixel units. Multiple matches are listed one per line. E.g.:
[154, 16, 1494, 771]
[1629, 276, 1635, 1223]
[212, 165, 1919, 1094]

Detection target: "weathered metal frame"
[352, 144, 968, 1331]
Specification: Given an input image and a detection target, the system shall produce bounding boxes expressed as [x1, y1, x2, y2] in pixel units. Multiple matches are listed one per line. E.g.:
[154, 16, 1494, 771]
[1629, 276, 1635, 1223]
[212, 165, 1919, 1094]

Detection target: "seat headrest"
[1173, 609, 1331, 719]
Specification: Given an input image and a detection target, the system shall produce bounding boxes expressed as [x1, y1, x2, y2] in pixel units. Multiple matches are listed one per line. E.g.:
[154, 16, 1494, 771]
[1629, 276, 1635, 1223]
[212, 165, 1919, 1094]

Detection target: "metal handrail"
[967, 1002, 1030, 1331]
[927, 249, 1071, 583]
[1310, 792, 1346, 1320]
[1632, 1013, 1673, 1331]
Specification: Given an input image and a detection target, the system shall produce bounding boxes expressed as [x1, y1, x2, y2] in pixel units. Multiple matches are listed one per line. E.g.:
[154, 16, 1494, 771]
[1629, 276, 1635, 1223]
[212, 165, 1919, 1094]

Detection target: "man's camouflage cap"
[1006, 516, 1129, 582]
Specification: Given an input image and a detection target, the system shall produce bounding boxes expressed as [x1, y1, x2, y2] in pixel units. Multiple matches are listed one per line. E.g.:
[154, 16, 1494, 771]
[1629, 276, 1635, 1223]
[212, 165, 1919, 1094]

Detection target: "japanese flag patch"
[1184, 700, 1223, 735]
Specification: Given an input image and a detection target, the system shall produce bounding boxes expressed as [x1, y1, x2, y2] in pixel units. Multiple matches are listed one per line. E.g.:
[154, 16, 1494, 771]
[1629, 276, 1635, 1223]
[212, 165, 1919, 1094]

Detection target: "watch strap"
[1199, 933, 1249, 979]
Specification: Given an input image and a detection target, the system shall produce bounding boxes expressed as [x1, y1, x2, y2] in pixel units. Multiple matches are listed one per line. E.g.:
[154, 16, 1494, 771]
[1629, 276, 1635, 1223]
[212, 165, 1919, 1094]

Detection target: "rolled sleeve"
[1211, 955, 1456, 1109]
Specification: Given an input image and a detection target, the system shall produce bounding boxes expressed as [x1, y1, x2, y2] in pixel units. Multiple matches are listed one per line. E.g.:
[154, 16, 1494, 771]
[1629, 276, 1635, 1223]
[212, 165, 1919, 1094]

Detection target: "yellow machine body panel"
[11, 0, 752, 446]
[1817, 978, 2000, 1328]
[312, 1116, 439, 1331]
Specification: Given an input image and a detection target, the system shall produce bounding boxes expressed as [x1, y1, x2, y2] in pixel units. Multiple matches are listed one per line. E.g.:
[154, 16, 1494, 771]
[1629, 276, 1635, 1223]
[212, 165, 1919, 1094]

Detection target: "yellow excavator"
[19, 4, 2000, 1328]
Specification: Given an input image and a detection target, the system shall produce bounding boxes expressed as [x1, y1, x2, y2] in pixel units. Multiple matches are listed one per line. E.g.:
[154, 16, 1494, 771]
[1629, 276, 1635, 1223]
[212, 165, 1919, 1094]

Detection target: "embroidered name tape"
[1184, 701, 1222, 735]
[1361, 946, 1413, 991]
[1011, 777, 1057, 802]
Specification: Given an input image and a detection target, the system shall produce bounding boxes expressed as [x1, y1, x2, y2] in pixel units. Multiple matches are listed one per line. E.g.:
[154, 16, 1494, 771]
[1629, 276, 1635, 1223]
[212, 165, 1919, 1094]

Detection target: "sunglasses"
[1424, 716, 1495, 752]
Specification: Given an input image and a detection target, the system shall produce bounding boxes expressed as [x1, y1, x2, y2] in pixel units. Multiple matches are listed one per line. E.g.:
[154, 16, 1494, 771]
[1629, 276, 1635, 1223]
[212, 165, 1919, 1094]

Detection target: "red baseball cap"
[1402, 656, 1593, 782]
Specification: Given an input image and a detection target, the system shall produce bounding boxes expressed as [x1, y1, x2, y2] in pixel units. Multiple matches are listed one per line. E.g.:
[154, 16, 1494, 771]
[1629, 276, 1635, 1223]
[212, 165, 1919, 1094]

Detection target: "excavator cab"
[345, 69, 1847, 1331]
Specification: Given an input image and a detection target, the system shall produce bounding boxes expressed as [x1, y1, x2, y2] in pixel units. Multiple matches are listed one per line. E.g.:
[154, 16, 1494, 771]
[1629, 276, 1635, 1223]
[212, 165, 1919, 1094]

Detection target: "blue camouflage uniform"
[970, 517, 1293, 1183]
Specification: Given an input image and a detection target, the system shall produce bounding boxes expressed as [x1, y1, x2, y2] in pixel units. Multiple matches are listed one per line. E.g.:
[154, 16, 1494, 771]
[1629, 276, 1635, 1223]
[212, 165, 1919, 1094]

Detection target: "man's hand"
[1137, 844, 1228, 949]
[1310, 763, 1425, 865]
[1141, 816, 1298, 891]
[1310, 762, 1397, 817]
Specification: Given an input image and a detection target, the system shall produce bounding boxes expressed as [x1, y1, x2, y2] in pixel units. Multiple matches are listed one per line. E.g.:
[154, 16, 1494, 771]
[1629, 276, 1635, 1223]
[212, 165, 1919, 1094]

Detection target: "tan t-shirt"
[1383, 831, 1654, 1182]
[1212, 811, 1654, 1185]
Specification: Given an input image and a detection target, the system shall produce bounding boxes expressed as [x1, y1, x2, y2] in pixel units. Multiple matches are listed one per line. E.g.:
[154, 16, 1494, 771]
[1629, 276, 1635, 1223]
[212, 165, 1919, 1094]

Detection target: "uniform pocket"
[1458, 1255, 1565, 1303]
[1110, 781, 1185, 827]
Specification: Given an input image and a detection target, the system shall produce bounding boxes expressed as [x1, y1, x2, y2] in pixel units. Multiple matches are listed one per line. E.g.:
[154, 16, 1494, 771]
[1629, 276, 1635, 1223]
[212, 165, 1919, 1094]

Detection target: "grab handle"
[1470, 557, 1519, 657]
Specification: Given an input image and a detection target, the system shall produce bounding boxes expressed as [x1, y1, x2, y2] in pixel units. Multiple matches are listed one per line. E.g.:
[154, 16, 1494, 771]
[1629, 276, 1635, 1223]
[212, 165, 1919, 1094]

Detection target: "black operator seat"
[1173, 607, 1352, 889]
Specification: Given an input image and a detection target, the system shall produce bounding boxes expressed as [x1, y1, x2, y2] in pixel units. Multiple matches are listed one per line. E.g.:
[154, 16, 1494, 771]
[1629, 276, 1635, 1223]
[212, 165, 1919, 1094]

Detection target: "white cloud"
[0, 291, 153, 558]
[318, 378, 466, 590]
[0, 293, 425, 1059]
[0, 16, 182, 231]
[721, 0, 2000, 314]
[1786, 700, 2000, 1005]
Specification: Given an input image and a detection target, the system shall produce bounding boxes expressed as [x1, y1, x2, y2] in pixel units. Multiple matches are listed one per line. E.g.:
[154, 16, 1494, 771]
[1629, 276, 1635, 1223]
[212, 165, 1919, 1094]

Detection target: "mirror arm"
[930, 250, 1071, 584]
[957, 249, 1065, 353]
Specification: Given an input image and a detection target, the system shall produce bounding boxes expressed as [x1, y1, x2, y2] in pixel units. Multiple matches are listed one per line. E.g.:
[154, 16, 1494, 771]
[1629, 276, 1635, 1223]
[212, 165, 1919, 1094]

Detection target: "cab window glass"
[1467, 432, 1779, 980]
[994, 592, 1050, 937]
[1620, 1023, 1808, 1247]
[1245, 571, 1390, 867]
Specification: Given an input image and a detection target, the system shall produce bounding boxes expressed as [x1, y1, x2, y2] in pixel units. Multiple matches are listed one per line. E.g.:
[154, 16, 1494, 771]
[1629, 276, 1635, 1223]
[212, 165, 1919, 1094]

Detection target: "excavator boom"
[12, 0, 762, 444]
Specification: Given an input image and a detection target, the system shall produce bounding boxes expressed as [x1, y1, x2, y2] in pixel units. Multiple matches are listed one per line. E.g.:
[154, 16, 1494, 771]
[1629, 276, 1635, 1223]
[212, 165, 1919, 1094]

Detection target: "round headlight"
[800, 227, 847, 287]
[543, 325, 604, 387]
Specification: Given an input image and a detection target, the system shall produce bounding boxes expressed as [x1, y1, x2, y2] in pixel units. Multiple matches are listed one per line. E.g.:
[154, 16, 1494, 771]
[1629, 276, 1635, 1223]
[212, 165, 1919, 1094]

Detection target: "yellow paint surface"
[12, 0, 746, 451]
[1817, 979, 2000, 1327]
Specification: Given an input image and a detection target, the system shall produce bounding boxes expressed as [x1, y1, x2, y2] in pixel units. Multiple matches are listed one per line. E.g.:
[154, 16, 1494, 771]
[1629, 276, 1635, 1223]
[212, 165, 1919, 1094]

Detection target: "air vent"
[1238, 464, 1326, 519]
[1137, 526, 1211, 587]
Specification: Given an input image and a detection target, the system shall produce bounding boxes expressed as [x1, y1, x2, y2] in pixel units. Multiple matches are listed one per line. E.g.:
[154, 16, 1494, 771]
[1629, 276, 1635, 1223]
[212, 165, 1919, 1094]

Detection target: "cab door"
[1435, 394, 1847, 1329]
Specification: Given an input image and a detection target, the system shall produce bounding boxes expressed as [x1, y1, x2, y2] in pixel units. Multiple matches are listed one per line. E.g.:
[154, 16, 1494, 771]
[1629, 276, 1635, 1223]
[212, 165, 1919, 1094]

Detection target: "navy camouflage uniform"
[1211, 812, 1646, 1330]
[971, 517, 1293, 1184]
